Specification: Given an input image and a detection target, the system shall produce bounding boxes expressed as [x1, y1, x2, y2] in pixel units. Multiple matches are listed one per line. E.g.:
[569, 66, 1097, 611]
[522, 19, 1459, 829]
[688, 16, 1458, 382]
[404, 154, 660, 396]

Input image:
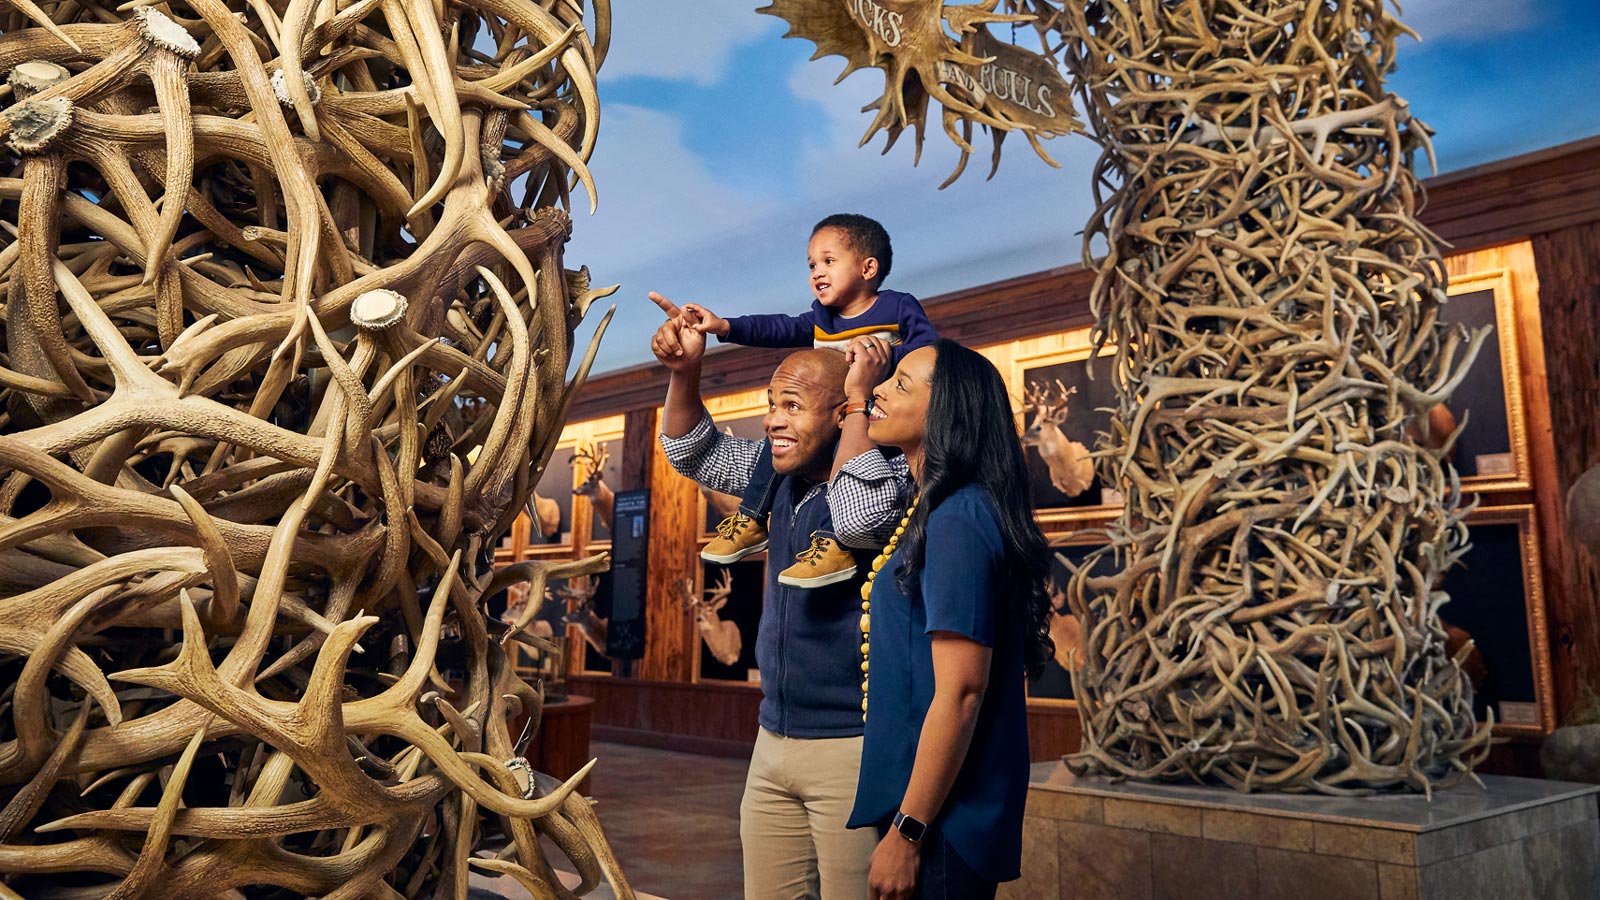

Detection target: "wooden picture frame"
[1439, 269, 1532, 492]
[691, 555, 768, 685]
[1010, 331, 1123, 526]
[545, 569, 615, 677]
[1439, 504, 1553, 736]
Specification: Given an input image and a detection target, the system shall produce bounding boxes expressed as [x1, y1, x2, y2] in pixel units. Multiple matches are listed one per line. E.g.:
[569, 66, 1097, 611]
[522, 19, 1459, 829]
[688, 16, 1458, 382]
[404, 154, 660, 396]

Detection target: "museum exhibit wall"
[495, 136, 1600, 771]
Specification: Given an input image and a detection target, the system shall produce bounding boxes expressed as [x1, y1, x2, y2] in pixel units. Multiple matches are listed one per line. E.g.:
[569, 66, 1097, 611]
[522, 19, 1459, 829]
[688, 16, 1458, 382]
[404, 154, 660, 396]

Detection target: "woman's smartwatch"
[892, 810, 928, 844]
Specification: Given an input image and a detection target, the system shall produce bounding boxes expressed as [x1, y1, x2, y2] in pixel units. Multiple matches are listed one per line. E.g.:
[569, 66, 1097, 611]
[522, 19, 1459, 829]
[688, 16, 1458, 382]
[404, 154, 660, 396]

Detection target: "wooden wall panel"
[637, 410, 701, 682]
[572, 675, 762, 758]
[1528, 222, 1600, 723]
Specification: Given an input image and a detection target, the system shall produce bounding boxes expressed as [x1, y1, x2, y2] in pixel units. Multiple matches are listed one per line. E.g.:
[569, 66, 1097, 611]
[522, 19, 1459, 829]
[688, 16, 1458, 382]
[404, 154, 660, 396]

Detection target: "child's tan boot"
[701, 513, 769, 564]
[778, 534, 858, 588]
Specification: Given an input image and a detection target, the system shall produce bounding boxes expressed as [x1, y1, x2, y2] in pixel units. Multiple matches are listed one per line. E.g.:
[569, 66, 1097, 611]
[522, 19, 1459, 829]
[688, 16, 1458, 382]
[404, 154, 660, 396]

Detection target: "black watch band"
[892, 810, 928, 844]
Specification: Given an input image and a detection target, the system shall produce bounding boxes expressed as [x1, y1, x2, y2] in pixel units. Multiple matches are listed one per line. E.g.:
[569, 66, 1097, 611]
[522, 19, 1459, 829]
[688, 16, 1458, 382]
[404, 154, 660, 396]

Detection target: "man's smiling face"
[764, 350, 847, 479]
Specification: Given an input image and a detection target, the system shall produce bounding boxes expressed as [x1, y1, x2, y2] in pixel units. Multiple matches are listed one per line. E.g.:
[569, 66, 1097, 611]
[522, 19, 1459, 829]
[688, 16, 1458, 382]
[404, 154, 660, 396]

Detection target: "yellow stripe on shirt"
[813, 322, 903, 344]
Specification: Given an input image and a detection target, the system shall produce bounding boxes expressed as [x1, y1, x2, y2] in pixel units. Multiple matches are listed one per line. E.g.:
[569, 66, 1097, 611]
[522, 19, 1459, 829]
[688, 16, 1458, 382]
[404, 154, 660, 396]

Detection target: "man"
[650, 301, 904, 899]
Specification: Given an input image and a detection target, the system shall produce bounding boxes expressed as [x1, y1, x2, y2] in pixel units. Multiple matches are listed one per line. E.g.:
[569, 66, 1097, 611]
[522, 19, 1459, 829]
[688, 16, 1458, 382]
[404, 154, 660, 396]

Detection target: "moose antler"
[0, 1, 634, 895]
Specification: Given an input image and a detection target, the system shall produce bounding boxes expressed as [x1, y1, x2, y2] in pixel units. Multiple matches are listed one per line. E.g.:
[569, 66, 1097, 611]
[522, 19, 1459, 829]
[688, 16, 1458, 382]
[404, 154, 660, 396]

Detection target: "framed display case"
[572, 418, 626, 544]
[1438, 504, 1553, 736]
[1009, 330, 1123, 526]
[1438, 269, 1532, 492]
[1028, 533, 1116, 703]
[692, 557, 768, 684]
[523, 440, 578, 553]
[542, 570, 615, 676]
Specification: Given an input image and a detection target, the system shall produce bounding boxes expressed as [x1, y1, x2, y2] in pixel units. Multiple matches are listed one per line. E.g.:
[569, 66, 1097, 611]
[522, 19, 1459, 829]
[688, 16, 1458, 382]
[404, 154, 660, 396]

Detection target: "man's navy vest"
[755, 474, 875, 738]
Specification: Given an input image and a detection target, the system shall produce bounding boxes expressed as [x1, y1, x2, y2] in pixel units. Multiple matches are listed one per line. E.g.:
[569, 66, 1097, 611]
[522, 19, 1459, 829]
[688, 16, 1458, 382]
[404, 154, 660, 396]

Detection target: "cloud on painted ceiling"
[562, 0, 1600, 377]
[595, 1, 779, 86]
[1398, 0, 1541, 43]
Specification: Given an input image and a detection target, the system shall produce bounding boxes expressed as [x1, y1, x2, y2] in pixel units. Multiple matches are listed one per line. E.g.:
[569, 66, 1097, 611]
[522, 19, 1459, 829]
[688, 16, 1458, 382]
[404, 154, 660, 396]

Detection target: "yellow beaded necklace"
[859, 496, 918, 721]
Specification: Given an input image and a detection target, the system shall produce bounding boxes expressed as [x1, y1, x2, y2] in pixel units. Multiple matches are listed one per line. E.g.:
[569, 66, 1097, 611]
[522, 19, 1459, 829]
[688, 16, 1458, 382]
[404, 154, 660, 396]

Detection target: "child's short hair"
[813, 213, 892, 287]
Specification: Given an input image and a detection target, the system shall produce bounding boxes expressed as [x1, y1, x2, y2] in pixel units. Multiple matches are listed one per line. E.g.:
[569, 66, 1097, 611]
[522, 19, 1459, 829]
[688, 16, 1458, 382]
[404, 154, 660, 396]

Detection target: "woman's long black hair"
[894, 338, 1054, 678]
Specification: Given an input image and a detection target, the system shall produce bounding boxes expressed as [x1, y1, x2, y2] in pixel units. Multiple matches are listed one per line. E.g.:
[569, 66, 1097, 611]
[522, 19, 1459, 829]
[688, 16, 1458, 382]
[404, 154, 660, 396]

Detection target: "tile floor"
[470, 741, 749, 900]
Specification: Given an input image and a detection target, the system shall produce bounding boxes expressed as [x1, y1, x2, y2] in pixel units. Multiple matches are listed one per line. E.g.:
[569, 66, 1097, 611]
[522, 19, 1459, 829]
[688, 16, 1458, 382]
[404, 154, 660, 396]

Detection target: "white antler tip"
[136, 8, 202, 58]
[8, 60, 70, 98]
[270, 68, 322, 106]
[352, 289, 408, 331]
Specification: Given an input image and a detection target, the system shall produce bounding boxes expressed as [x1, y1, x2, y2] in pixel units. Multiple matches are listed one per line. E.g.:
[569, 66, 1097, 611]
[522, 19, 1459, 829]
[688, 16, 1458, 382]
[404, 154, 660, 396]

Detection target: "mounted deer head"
[1021, 380, 1095, 498]
[683, 570, 742, 667]
[570, 440, 615, 525]
[558, 575, 607, 656]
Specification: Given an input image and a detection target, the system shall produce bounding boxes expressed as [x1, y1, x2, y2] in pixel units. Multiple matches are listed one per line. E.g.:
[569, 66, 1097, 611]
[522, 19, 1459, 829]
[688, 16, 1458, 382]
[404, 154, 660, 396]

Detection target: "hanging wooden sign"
[758, 0, 1082, 186]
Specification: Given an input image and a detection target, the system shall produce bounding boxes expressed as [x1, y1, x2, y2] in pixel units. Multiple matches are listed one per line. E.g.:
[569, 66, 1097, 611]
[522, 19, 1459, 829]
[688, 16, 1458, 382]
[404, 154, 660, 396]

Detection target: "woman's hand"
[868, 830, 920, 900]
[845, 335, 892, 401]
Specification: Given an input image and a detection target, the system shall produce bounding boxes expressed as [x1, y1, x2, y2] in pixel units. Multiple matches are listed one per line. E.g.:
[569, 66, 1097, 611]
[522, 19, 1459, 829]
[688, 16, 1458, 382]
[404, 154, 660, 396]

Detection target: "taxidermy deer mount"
[684, 569, 741, 666]
[572, 439, 615, 526]
[1021, 380, 1095, 497]
[560, 575, 608, 656]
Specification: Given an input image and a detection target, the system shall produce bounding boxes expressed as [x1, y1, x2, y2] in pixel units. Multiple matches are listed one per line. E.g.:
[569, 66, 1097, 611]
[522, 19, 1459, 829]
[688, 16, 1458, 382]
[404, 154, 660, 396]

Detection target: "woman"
[845, 338, 1055, 900]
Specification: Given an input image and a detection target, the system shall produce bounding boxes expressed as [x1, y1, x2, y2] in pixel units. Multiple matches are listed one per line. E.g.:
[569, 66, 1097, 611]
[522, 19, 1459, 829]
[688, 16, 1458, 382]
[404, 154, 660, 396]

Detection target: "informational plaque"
[604, 489, 649, 659]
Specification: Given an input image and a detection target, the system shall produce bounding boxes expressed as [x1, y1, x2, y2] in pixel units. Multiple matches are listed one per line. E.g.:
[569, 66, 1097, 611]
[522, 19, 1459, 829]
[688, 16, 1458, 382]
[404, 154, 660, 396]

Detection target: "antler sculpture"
[0, 0, 635, 896]
[767, 0, 1492, 794]
[1036, 0, 1493, 794]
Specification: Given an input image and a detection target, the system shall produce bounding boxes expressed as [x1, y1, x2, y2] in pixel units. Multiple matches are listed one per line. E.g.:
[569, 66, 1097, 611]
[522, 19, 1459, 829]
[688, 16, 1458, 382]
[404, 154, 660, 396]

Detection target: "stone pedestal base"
[1001, 763, 1599, 900]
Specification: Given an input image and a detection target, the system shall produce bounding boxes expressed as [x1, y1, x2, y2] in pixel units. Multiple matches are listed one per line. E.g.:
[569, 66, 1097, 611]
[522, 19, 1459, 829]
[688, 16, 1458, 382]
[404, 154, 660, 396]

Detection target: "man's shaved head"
[765, 349, 849, 479]
[771, 349, 848, 405]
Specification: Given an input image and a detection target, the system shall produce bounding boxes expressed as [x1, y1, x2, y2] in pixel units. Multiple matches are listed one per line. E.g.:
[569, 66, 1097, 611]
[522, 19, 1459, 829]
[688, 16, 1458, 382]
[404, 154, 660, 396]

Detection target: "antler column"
[1059, 0, 1491, 793]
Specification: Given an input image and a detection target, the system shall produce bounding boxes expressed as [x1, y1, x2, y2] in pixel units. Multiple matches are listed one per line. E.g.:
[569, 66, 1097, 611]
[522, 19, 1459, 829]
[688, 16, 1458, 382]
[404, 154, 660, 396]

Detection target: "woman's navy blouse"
[846, 483, 1029, 883]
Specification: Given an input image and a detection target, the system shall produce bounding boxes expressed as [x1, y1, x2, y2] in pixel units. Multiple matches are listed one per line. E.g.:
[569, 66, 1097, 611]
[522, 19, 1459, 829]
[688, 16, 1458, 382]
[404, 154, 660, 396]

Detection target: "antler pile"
[0, 0, 635, 896]
[1037, 0, 1494, 793]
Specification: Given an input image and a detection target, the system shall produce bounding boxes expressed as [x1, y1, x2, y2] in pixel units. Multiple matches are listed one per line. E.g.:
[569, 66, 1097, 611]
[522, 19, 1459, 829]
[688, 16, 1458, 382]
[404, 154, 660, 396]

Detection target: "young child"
[649, 213, 937, 587]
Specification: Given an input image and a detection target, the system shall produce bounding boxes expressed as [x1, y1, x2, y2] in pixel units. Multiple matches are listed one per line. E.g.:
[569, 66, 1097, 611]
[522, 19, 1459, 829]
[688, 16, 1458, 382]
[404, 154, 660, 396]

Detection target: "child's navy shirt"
[721, 289, 938, 362]
[846, 484, 1029, 883]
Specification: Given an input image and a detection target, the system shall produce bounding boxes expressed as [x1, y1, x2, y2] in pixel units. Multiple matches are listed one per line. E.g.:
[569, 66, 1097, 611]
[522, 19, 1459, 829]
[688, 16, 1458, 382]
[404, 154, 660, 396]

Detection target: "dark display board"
[1029, 540, 1116, 701]
[1437, 289, 1516, 480]
[697, 558, 766, 682]
[1438, 520, 1539, 727]
[604, 489, 649, 659]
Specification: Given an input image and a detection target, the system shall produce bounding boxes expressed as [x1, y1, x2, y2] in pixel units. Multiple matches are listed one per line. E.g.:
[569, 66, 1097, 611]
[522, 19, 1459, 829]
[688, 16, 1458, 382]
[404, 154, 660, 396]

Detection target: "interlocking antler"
[0, 0, 633, 895]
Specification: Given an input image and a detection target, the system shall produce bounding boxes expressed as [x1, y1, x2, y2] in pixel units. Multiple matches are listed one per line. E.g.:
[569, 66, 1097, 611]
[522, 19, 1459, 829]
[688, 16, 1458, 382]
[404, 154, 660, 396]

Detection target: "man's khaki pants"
[740, 727, 877, 900]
